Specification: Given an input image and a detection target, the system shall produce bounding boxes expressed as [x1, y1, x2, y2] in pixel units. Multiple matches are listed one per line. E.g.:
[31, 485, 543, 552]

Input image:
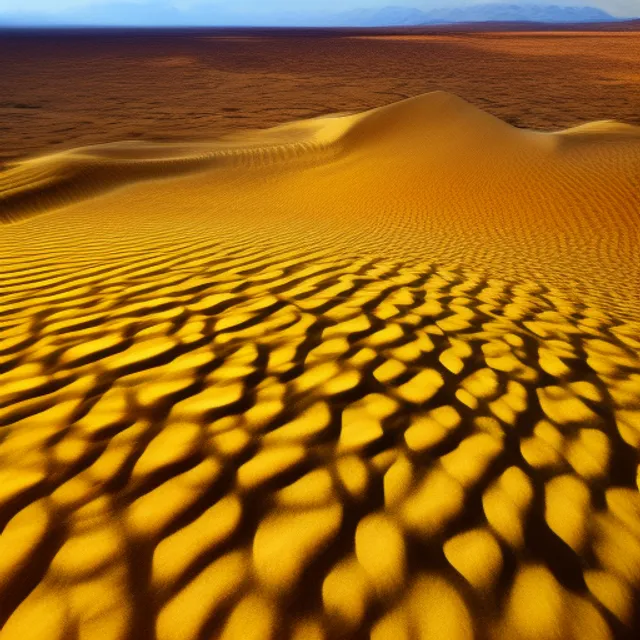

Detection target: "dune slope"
[1, 92, 640, 640]
[2, 91, 639, 314]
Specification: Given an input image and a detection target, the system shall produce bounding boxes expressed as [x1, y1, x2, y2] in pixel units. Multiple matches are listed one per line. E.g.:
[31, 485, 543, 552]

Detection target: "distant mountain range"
[0, 3, 630, 28]
[333, 5, 617, 27]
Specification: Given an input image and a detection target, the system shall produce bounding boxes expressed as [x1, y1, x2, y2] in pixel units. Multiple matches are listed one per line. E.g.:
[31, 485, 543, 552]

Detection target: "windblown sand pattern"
[1, 92, 640, 639]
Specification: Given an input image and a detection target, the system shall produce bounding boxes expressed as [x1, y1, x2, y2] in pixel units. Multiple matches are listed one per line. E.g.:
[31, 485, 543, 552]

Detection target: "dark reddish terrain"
[1, 27, 639, 164]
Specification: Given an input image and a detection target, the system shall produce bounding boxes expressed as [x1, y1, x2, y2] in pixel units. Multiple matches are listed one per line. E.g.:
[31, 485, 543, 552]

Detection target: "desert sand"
[2, 29, 640, 165]
[1, 87, 640, 639]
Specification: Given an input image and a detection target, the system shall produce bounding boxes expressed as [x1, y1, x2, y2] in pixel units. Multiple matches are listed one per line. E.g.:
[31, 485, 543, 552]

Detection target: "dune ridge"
[0, 115, 352, 224]
[1, 91, 640, 640]
[2, 92, 639, 221]
[2, 91, 639, 315]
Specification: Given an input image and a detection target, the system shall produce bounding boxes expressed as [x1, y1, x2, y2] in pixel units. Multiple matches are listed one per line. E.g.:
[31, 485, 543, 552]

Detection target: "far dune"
[1, 28, 640, 165]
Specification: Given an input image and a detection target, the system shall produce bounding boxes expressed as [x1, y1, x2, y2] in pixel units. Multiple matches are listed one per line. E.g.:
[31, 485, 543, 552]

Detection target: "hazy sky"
[1, 0, 638, 18]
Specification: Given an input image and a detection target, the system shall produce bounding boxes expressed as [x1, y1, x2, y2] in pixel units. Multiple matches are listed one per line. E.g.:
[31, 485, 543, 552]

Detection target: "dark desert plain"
[2, 24, 640, 640]
[1, 27, 640, 162]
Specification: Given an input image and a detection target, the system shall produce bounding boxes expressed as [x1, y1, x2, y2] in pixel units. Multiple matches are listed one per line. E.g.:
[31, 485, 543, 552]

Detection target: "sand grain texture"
[1, 91, 640, 639]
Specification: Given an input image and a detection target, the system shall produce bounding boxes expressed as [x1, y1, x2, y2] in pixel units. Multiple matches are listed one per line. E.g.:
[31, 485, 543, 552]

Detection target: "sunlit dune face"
[1, 87, 640, 639]
[3, 91, 639, 314]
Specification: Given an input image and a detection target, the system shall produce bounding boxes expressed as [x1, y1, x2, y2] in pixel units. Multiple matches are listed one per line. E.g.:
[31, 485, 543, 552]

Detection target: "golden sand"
[1, 92, 640, 639]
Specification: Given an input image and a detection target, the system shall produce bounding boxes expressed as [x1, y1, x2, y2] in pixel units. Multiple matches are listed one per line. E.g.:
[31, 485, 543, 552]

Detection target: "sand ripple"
[1, 92, 640, 639]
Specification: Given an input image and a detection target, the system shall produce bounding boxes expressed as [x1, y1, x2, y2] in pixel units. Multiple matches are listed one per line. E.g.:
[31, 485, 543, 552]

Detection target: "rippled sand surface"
[1, 92, 640, 639]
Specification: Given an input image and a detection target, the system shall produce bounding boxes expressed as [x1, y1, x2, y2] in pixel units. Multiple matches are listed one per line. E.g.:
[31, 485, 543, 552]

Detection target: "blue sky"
[0, 0, 637, 19]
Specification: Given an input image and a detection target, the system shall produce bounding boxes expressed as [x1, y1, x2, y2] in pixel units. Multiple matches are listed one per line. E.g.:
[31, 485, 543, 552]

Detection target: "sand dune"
[2, 30, 640, 165]
[1, 92, 640, 640]
[2, 91, 639, 314]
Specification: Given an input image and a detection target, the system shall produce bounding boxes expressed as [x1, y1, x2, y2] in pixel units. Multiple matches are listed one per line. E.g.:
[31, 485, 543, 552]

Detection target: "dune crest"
[2, 90, 638, 316]
[2, 91, 639, 222]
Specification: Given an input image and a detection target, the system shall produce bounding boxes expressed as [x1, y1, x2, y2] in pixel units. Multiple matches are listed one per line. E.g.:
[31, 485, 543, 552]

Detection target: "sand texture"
[1, 91, 640, 639]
